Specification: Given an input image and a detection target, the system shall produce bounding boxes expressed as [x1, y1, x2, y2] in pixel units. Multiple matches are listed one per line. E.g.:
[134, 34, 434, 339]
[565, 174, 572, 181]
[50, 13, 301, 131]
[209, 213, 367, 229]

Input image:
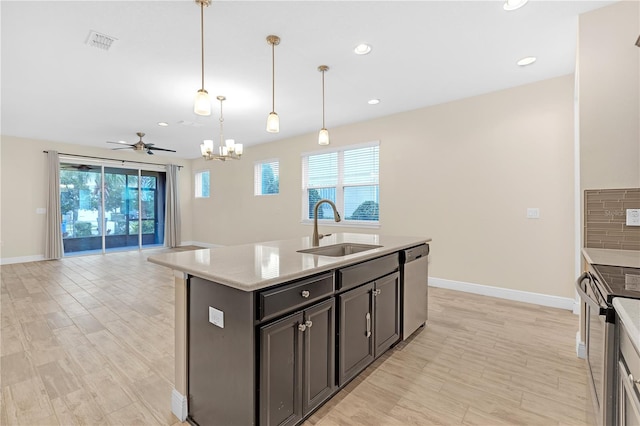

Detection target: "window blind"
[302, 142, 379, 223]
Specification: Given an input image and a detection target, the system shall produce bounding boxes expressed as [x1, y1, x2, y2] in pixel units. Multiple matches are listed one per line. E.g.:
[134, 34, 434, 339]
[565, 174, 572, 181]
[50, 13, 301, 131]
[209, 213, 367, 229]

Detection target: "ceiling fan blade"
[146, 150, 154, 155]
[107, 140, 133, 146]
[111, 147, 132, 150]
[145, 143, 155, 147]
[147, 146, 176, 152]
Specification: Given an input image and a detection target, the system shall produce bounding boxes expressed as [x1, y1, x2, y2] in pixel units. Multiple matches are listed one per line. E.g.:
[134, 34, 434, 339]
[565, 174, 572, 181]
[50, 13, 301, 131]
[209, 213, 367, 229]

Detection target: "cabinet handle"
[298, 323, 307, 332]
[373, 289, 381, 296]
[305, 320, 313, 328]
[301, 290, 310, 298]
[365, 312, 371, 338]
[630, 374, 640, 385]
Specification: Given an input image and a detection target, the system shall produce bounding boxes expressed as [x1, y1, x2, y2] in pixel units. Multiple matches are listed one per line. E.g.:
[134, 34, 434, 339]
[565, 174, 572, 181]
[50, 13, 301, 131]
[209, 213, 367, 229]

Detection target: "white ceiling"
[1, 0, 613, 159]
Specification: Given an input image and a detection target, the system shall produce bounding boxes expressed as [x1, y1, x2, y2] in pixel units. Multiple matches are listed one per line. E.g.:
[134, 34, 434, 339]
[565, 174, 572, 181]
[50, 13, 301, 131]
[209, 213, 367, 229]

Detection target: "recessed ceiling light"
[354, 43, 372, 55]
[158, 122, 169, 127]
[368, 99, 380, 105]
[517, 56, 537, 66]
[503, 0, 528, 11]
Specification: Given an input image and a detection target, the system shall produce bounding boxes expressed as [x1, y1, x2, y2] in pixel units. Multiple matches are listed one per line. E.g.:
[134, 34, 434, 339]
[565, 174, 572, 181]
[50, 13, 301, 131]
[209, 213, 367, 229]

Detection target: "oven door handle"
[575, 272, 607, 315]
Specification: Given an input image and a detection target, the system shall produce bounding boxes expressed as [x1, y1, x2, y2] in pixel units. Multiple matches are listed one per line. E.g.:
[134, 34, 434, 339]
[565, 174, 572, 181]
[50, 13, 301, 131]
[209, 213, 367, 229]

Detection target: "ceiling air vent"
[86, 30, 117, 51]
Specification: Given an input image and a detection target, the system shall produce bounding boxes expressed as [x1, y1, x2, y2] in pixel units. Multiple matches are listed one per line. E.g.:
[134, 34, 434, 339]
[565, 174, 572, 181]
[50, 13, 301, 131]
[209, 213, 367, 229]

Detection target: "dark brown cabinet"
[373, 272, 401, 357]
[338, 271, 400, 386]
[187, 252, 404, 426]
[259, 298, 335, 426]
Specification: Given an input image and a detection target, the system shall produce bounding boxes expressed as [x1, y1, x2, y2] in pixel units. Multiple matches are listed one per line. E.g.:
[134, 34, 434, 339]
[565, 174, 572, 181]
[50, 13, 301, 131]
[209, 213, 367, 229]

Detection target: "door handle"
[365, 312, 371, 338]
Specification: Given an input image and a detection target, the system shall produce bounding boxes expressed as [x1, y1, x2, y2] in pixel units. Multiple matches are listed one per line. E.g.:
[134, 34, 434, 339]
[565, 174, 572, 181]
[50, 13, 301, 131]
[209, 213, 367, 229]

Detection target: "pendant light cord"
[200, 1, 205, 91]
[271, 43, 275, 112]
[321, 69, 326, 128]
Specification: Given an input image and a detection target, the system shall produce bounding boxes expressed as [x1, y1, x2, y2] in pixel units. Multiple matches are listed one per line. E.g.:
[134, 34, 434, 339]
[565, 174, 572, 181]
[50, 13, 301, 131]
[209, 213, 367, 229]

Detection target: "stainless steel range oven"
[576, 267, 616, 426]
[576, 263, 640, 426]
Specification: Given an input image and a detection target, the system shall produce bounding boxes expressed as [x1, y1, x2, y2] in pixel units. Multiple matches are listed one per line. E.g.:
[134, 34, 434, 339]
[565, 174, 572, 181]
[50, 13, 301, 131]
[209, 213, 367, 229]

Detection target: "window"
[302, 142, 379, 224]
[195, 170, 210, 198]
[254, 160, 279, 196]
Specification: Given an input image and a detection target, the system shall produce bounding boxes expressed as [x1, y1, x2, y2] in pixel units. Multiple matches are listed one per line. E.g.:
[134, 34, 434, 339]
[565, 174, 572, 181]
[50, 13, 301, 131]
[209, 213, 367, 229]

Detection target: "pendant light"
[266, 35, 281, 133]
[318, 65, 330, 145]
[194, 0, 212, 116]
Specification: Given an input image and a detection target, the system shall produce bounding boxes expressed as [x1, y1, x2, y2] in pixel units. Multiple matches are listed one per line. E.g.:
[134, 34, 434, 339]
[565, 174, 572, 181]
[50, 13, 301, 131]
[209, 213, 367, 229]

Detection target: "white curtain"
[165, 164, 181, 248]
[45, 151, 64, 259]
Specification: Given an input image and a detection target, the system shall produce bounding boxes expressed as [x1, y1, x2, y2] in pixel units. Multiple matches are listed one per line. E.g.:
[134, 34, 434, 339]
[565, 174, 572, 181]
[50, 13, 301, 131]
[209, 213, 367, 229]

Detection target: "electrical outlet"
[208, 306, 224, 328]
[526, 208, 540, 219]
[626, 209, 640, 226]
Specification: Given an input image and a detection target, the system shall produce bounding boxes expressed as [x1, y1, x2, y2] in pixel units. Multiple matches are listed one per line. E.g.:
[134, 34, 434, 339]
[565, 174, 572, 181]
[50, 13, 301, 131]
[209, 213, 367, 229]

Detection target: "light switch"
[526, 208, 540, 219]
[36, 208, 46, 214]
[626, 209, 640, 226]
[208, 306, 224, 328]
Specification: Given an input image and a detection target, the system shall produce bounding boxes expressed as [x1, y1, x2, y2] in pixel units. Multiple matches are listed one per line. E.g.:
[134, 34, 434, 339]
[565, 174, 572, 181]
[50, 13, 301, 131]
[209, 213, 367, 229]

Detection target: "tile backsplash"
[585, 188, 640, 250]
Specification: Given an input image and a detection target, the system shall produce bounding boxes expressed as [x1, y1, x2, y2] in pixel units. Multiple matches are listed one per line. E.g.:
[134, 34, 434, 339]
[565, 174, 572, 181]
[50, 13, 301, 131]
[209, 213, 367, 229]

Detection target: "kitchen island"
[148, 233, 430, 425]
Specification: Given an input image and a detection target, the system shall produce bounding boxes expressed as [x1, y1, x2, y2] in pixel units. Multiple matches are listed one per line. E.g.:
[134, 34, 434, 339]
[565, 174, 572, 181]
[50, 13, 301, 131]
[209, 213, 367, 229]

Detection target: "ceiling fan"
[107, 132, 176, 155]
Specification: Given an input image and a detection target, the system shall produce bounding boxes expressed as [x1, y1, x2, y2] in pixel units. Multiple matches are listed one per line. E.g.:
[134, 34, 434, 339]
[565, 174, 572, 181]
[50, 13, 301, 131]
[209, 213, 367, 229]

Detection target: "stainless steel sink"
[297, 243, 382, 257]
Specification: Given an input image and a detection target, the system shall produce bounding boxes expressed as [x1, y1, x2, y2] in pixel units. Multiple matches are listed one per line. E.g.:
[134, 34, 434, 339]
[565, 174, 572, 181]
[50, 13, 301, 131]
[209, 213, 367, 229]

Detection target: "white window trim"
[254, 158, 280, 196]
[301, 141, 380, 228]
[194, 169, 210, 198]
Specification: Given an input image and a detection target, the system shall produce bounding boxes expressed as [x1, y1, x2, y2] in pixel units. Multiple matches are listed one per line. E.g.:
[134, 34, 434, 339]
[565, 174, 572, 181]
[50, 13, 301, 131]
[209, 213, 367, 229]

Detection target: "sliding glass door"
[60, 163, 166, 255]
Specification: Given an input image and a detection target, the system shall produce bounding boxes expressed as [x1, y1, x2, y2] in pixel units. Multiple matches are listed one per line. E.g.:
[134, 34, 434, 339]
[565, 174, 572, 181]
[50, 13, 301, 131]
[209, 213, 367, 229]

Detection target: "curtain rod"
[42, 151, 183, 169]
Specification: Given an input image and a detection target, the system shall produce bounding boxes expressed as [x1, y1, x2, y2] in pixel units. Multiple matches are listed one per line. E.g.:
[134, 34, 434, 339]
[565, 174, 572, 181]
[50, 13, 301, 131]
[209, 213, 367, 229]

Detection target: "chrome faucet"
[312, 199, 341, 246]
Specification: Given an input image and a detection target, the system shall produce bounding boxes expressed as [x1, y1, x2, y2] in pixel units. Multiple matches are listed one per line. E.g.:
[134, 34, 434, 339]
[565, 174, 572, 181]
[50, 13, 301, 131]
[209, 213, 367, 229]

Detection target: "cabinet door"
[303, 298, 335, 415]
[259, 312, 304, 426]
[338, 282, 374, 386]
[373, 272, 401, 357]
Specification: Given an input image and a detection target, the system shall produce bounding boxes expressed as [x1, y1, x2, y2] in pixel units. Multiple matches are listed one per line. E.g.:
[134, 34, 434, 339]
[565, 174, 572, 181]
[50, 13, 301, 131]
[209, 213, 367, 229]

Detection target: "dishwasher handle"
[403, 244, 430, 263]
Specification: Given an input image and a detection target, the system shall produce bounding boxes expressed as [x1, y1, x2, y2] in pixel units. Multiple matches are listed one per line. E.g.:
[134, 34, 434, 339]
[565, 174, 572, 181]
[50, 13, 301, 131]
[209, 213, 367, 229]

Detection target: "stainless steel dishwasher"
[401, 244, 429, 340]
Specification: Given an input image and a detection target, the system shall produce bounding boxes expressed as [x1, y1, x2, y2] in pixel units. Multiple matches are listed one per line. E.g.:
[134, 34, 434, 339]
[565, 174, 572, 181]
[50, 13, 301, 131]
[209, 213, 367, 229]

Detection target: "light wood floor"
[1, 250, 594, 425]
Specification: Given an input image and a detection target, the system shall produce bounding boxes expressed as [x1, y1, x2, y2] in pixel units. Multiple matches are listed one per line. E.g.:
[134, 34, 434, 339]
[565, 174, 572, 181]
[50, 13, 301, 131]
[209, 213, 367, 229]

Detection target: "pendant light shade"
[266, 35, 281, 133]
[318, 128, 330, 146]
[194, 89, 211, 116]
[318, 65, 330, 145]
[194, 0, 212, 116]
[266, 112, 279, 133]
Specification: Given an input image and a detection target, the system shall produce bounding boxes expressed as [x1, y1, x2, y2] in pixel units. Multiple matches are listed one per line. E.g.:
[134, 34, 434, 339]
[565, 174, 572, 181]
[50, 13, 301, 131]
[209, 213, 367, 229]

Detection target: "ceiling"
[1, 0, 613, 160]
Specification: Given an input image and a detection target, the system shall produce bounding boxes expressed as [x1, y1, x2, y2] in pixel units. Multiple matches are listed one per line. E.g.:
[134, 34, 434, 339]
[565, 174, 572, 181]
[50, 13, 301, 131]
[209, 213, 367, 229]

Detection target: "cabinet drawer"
[337, 253, 399, 292]
[258, 273, 334, 321]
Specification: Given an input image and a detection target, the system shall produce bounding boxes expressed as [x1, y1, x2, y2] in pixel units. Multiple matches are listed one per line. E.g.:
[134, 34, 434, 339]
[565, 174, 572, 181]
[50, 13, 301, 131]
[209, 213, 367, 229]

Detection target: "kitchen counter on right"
[582, 248, 640, 268]
[613, 297, 640, 352]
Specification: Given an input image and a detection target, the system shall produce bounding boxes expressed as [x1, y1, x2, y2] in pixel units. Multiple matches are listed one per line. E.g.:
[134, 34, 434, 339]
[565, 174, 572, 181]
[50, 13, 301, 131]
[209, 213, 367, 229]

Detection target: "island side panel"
[188, 276, 256, 426]
[173, 271, 188, 421]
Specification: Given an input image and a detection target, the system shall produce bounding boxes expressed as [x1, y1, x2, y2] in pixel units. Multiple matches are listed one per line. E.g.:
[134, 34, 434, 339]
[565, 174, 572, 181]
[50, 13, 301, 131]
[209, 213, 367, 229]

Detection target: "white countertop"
[582, 248, 640, 268]
[613, 298, 640, 353]
[148, 233, 430, 292]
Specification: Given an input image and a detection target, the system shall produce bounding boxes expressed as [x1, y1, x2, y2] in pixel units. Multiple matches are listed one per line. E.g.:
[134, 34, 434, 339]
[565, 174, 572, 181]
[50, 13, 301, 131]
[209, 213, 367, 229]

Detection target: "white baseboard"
[171, 388, 188, 422]
[429, 277, 575, 311]
[576, 331, 586, 359]
[0, 254, 45, 265]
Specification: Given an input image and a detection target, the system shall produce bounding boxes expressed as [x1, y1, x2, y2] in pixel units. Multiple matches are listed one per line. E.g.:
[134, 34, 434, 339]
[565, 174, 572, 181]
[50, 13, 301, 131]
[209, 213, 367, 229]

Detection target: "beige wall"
[579, 0, 640, 190]
[192, 75, 576, 299]
[0, 135, 193, 260]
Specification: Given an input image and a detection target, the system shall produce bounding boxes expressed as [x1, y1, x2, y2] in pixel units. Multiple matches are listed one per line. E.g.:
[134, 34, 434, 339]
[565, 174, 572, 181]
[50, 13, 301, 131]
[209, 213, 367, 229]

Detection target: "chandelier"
[200, 96, 243, 161]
